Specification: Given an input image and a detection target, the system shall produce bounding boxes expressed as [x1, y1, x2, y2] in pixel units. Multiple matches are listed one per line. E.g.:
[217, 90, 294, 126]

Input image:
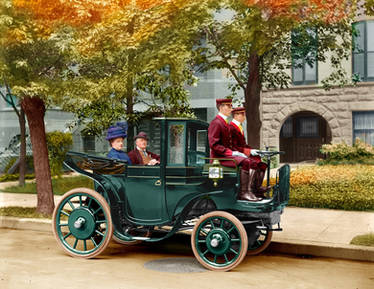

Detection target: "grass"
[1, 175, 94, 195]
[0, 206, 51, 219]
[350, 234, 374, 247]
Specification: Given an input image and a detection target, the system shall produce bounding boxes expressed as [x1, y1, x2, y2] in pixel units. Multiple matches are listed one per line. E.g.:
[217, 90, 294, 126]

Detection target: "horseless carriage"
[52, 118, 290, 271]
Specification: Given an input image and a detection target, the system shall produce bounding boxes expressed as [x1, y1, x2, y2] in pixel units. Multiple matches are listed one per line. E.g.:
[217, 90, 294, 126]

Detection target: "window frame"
[352, 20, 374, 82]
[352, 111, 374, 146]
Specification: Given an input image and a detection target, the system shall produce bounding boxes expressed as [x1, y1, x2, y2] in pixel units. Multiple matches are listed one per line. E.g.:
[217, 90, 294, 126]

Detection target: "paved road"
[1, 229, 373, 289]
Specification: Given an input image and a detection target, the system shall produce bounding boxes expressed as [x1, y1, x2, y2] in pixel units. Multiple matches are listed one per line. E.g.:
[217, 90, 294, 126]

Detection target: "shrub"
[46, 131, 73, 177]
[319, 139, 374, 165]
[288, 165, 374, 211]
[3, 156, 34, 174]
[0, 173, 35, 182]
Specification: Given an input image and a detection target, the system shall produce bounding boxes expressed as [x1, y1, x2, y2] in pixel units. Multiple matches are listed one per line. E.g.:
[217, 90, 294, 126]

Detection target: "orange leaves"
[13, 0, 114, 27]
[243, 0, 352, 23]
[13, 0, 172, 27]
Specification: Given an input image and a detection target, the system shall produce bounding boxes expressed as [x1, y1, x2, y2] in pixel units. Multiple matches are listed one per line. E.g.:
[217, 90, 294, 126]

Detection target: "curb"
[268, 239, 374, 262]
[0, 216, 51, 232]
[1, 216, 374, 263]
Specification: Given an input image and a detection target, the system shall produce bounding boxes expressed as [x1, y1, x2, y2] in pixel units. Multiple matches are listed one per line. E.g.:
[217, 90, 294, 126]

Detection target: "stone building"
[262, 83, 374, 163]
[261, 16, 374, 163]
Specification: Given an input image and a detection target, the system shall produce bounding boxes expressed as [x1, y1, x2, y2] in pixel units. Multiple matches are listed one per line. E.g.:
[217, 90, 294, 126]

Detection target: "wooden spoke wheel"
[191, 211, 248, 271]
[52, 188, 113, 258]
[245, 225, 273, 256]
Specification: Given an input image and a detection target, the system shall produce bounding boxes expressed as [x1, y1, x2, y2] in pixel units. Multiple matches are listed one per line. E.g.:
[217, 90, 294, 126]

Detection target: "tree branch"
[1, 79, 20, 118]
[205, 26, 246, 90]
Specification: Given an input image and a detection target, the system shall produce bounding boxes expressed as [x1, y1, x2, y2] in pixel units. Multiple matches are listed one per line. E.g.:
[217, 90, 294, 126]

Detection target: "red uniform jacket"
[229, 121, 262, 166]
[127, 149, 160, 165]
[229, 122, 251, 154]
[208, 115, 245, 168]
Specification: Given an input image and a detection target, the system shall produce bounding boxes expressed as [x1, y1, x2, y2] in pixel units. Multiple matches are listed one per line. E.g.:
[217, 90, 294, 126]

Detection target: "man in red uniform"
[208, 99, 261, 202]
[230, 107, 269, 199]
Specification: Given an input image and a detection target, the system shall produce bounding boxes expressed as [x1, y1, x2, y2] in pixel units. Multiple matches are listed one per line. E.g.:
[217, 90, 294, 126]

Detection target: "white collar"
[136, 146, 146, 152]
[231, 119, 242, 127]
[218, 113, 229, 121]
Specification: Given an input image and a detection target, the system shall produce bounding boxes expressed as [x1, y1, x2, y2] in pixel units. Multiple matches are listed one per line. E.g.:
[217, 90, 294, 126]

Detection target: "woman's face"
[111, 137, 124, 150]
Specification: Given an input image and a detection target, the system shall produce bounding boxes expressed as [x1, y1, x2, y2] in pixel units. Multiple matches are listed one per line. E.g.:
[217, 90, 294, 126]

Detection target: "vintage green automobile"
[52, 117, 290, 271]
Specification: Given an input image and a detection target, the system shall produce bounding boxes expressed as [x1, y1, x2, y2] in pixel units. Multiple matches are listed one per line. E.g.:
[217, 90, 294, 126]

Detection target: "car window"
[168, 124, 185, 165]
[187, 127, 208, 166]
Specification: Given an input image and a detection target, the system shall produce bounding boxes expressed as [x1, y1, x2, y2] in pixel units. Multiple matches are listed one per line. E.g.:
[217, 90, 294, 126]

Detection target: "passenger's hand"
[232, 151, 247, 158]
[148, 159, 160, 166]
[250, 149, 260, 156]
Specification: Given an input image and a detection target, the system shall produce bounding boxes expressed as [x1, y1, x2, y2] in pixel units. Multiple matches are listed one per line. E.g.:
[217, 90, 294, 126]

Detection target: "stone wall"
[261, 82, 374, 149]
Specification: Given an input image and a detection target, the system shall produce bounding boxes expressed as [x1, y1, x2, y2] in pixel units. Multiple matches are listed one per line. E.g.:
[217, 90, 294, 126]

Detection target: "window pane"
[353, 111, 374, 146]
[367, 21, 374, 51]
[293, 64, 303, 82]
[353, 53, 365, 78]
[353, 111, 374, 129]
[305, 62, 316, 81]
[168, 124, 185, 164]
[368, 53, 374, 78]
[83, 135, 95, 152]
[353, 22, 365, 53]
[297, 117, 319, 137]
[196, 130, 207, 152]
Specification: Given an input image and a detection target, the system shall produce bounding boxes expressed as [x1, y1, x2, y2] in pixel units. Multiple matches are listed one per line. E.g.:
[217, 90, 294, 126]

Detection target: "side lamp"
[208, 159, 224, 187]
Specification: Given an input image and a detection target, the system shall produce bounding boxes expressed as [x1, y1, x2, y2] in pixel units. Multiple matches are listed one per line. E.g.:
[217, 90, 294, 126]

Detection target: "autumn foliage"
[13, 0, 186, 27]
[243, 0, 353, 23]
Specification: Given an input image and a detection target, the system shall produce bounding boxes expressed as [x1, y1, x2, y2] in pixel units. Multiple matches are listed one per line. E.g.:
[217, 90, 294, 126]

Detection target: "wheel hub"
[68, 208, 96, 240]
[206, 229, 231, 255]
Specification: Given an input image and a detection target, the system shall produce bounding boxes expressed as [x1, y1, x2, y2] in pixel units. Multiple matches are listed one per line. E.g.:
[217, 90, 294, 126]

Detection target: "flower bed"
[288, 165, 374, 211]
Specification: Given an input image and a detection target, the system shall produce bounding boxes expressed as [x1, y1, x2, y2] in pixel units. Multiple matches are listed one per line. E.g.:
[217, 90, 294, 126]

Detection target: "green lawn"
[0, 206, 50, 218]
[350, 234, 374, 247]
[1, 175, 94, 195]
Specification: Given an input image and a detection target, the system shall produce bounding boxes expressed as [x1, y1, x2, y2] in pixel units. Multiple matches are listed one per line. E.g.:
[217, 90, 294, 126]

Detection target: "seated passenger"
[106, 122, 132, 164]
[128, 132, 160, 165]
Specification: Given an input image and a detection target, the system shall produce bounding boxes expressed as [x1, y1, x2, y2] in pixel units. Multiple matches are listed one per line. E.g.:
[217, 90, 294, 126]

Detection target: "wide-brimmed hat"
[106, 122, 128, 140]
[134, 131, 148, 141]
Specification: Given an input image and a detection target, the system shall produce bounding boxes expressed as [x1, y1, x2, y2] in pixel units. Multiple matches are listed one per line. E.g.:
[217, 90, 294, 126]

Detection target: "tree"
[0, 0, 119, 214]
[57, 0, 213, 150]
[196, 0, 356, 147]
[0, 0, 212, 214]
[0, 83, 26, 186]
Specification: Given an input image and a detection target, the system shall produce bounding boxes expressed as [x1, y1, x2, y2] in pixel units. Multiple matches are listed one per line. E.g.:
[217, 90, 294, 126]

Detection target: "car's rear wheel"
[245, 225, 273, 255]
[52, 188, 113, 258]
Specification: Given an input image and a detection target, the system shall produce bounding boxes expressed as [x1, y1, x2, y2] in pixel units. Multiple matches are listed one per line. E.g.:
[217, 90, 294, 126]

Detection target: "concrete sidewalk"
[1, 191, 374, 262]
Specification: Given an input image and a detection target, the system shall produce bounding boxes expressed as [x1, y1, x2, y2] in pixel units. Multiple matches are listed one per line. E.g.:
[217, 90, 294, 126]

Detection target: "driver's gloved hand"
[250, 149, 260, 156]
[232, 151, 247, 158]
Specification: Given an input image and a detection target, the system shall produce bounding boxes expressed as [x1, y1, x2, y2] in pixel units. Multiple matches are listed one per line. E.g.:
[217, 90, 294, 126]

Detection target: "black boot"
[238, 169, 261, 202]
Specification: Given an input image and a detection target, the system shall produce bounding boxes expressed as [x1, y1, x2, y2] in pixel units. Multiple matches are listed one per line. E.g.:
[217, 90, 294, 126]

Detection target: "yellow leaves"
[243, 0, 353, 23]
[289, 164, 374, 186]
[288, 164, 374, 210]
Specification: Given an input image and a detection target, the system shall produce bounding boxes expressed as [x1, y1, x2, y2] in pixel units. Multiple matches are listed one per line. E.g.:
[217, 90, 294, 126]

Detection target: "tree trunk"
[245, 53, 262, 149]
[18, 108, 26, 187]
[21, 96, 54, 215]
[126, 74, 135, 151]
